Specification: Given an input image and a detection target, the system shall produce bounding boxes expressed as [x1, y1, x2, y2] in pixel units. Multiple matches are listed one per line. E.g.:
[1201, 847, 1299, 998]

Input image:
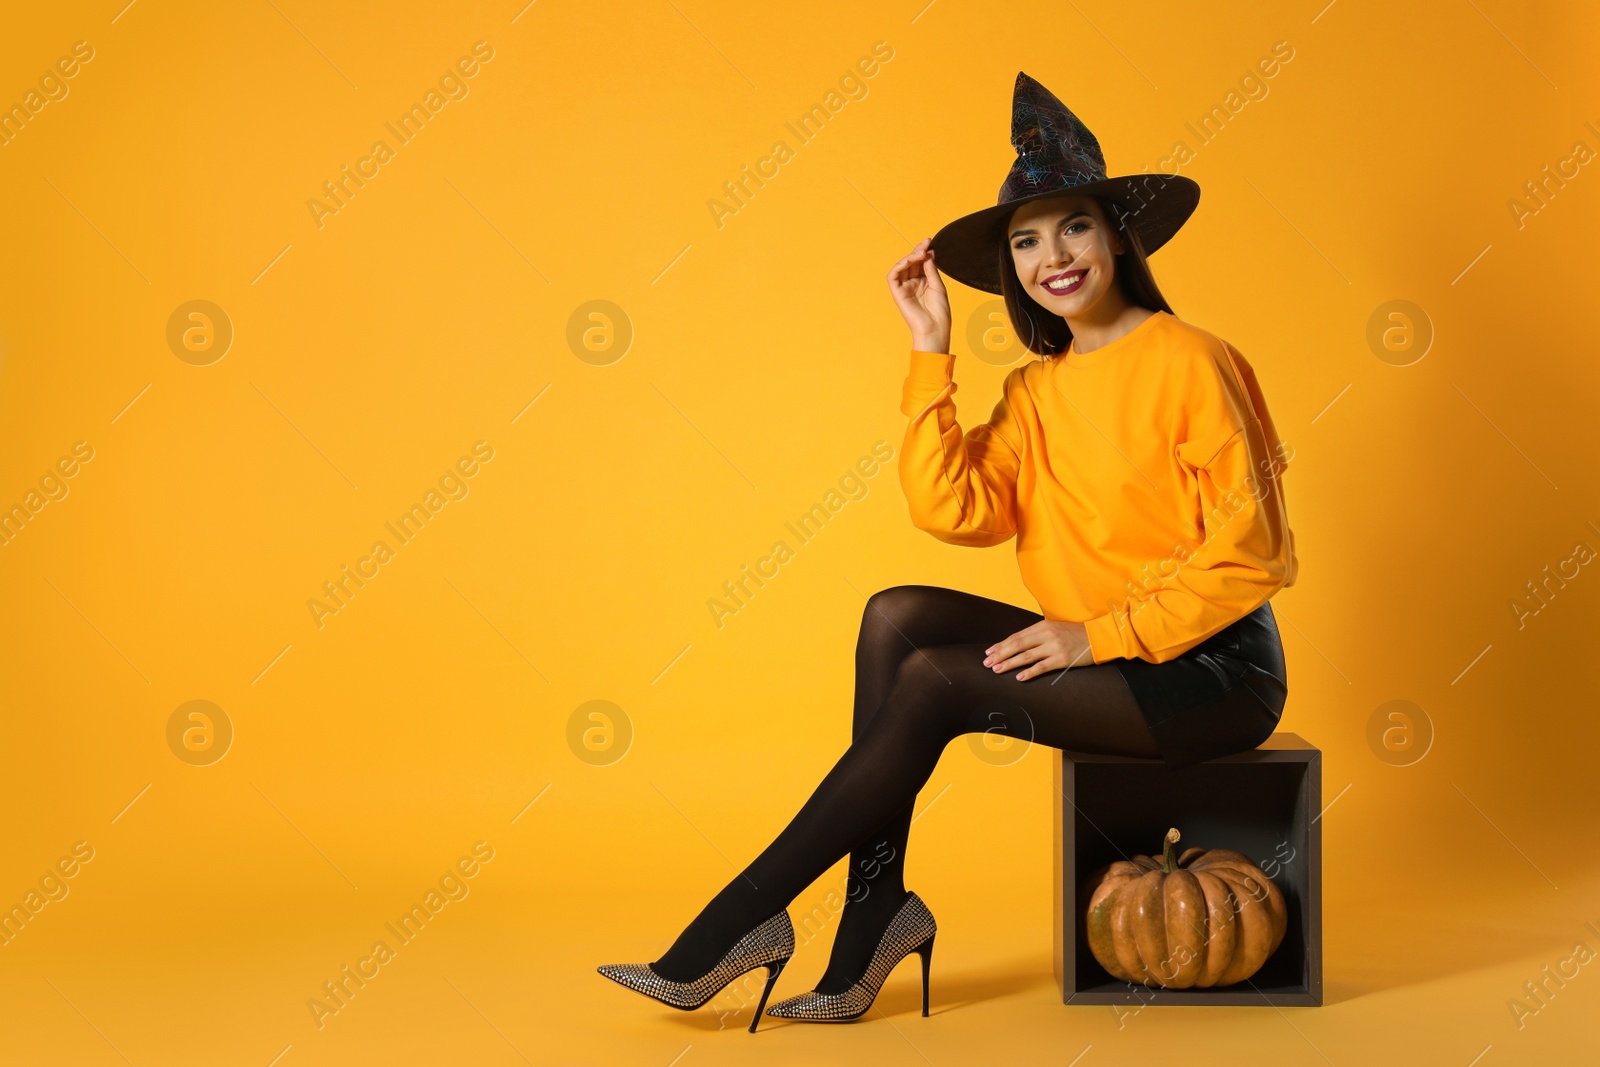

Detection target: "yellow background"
[2, 1, 1597, 1063]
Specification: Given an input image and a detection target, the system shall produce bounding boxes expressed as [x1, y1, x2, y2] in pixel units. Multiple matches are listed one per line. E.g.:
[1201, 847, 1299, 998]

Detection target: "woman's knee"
[861, 586, 924, 635]
[858, 584, 963, 652]
[857, 588, 914, 664]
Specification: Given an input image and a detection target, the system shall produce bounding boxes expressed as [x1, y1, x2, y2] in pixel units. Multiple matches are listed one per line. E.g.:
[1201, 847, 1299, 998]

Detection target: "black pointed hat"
[929, 72, 1200, 294]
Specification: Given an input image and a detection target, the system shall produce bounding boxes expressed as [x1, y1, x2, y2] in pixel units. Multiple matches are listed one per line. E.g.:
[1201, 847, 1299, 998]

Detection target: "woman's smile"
[1041, 268, 1087, 295]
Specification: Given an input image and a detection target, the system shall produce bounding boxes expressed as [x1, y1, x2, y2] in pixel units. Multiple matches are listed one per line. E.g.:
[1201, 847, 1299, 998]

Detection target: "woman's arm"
[1082, 341, 1297, 664]
[898, 353, 1023, 547]
[886, 239, 1023, 547]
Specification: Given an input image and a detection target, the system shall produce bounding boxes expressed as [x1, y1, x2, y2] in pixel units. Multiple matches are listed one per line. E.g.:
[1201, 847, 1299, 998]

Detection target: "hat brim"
[928, 174, 1200, 295]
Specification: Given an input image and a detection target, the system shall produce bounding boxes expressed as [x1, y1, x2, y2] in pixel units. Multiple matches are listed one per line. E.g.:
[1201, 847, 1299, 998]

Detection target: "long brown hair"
[997, 196, 1175, 357]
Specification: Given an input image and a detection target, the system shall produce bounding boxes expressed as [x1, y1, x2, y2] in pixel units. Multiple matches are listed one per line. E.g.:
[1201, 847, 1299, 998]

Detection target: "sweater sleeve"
[897, 350, 1023, 548]
[1082, 343, 1297, 664]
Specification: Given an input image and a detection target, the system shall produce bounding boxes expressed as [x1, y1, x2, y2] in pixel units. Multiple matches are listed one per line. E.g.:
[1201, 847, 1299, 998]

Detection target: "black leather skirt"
[1112, 600, 1288, 772]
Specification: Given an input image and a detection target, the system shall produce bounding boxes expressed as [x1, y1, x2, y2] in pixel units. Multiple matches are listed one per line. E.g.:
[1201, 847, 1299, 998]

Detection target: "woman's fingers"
[990, 643, 1049, 676]
[889, 270, 927, 311]
[887, 239, 933, 280]
[986, 627, 1047, 673]
[1016, 653, 1065, 682]
[986, 620, 1084, 678]
[888, 258, 924, 292]
[890, 239, 946, 345]
[923, 259, 949, 319]
[985, 622, 1046, 665]
[983, 635, 1015, 667]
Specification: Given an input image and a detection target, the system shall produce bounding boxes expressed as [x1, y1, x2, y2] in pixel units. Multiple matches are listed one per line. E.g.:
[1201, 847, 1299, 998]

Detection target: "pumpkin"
[1081, 827, 1287, 988]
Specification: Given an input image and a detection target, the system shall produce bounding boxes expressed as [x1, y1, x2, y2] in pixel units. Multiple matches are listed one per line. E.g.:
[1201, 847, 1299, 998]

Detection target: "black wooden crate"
[1052, 732, 1322, 1006]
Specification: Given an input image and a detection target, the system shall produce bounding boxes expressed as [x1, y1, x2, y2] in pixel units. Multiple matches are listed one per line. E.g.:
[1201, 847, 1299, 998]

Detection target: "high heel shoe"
[764, 891, 936, 1022]
[596, 910, 794, 1033]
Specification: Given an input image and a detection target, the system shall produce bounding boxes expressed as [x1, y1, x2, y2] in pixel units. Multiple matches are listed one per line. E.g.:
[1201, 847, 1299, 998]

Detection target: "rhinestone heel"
[597, 910, 794, 1033]
[765, 891, 937, 1023]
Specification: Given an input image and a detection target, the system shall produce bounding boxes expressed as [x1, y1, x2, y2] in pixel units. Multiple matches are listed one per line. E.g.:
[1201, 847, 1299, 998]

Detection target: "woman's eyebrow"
[1009, 211, 1091, 239]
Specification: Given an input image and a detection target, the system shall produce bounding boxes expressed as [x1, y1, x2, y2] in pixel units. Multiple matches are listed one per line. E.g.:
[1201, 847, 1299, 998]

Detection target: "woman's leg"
[650, 617, 1158, 982]
[820, 585, 1049, 993]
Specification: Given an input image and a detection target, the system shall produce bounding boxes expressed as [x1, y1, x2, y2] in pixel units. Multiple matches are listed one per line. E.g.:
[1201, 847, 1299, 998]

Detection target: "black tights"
[650, 584, 1160, 989]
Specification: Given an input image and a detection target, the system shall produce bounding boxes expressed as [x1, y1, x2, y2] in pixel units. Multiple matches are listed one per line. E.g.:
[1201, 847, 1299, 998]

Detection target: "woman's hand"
[984, 620, 1094, 680]
[888, 237, 952, 354]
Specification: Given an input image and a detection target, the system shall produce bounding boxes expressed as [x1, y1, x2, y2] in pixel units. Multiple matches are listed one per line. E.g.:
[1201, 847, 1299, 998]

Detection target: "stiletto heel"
[597, 910, 795, 1033]
[916, 933, 934, 1017]
[748, 957, 788, 1032]
[765, 891, 937, 1023]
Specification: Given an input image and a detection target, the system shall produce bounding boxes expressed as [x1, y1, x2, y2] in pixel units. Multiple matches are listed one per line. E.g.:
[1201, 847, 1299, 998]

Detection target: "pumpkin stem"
[1161, 827, 1181, 874]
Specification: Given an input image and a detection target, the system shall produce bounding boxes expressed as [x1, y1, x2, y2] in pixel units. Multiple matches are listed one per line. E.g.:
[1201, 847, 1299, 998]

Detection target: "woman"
[598, 72, 1297, 1031]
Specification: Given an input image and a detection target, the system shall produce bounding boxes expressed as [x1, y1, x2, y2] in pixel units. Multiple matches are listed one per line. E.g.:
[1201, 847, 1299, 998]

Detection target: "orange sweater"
[898, 310, 1297, 665]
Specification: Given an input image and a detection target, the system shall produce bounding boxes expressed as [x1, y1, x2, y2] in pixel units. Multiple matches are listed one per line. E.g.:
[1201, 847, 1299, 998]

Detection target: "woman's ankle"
[649, 891, 771, 982]
[815, 887, 912, 993]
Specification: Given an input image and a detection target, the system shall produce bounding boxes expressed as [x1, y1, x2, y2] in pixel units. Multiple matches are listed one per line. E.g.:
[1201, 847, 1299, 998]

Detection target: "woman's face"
[1007, 194, 1124, 320]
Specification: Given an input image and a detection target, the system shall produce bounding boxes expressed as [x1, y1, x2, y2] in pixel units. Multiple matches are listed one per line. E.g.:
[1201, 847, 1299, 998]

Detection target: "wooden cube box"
[1052, 732, 1322, 1006]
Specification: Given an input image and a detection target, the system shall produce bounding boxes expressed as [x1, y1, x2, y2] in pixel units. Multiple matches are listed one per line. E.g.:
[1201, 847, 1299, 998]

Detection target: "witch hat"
[929, 72, 1200, 294]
